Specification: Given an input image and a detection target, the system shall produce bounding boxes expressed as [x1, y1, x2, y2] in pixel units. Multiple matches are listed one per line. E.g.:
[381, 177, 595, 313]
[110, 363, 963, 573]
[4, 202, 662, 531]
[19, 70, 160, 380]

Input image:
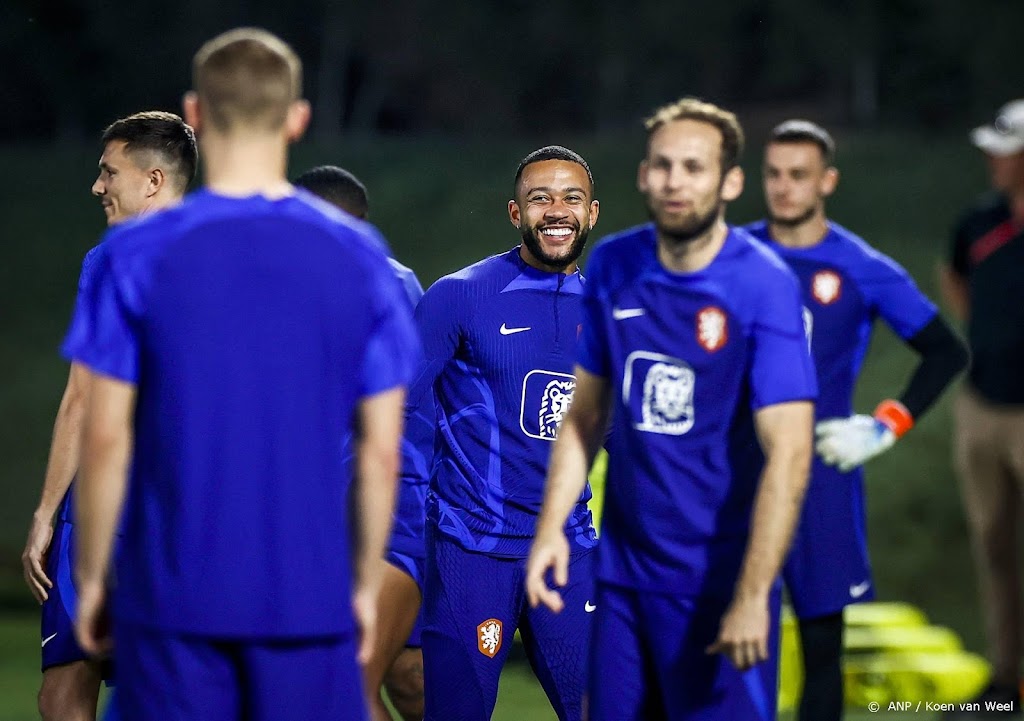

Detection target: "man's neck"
[768, 211, 829, 249]
[657, 218, 729, 274]
[201, 132, 292, 198]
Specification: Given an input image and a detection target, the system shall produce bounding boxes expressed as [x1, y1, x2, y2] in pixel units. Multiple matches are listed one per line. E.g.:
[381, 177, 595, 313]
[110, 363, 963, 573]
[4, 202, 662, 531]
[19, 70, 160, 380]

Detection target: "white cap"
[971, 99, 1024, 157]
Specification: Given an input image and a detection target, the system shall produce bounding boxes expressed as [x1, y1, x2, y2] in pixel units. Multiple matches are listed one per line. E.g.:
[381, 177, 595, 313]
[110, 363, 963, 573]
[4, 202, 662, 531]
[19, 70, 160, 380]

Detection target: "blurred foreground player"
[294, 164, 426, 721]
[745, 119, 967, 721]
[417, 146, 600, 721]
[527, 98, 816, 721]
[22, 110, 196, 721]
[65, 28, 419, 721]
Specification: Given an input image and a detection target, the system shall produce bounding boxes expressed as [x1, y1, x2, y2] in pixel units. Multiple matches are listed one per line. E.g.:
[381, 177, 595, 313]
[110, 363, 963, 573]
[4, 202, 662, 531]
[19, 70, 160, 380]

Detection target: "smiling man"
[414, 146, 600, 721]
[21, 110, 196, 721]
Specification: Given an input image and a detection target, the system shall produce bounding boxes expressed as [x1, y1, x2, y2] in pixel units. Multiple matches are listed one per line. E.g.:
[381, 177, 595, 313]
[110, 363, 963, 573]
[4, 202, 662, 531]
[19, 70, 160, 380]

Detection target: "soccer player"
[415, 145, 600, 721]
[64, 28, 418, 721]
[21, 110, 197, 721]
[526, 98, 817, 721]
[742, 120, 968, 721]
[294, 164, 426, 721]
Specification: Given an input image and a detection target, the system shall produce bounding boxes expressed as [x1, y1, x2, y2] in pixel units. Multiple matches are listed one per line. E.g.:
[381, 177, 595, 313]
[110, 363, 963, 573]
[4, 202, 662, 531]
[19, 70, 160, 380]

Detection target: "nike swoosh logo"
[584, 601, 597, 613]
[499, 323, 532, 335]
[41, 632, 58, 648]
[849, 581, 871, 599]
[612, 307, 646, 321]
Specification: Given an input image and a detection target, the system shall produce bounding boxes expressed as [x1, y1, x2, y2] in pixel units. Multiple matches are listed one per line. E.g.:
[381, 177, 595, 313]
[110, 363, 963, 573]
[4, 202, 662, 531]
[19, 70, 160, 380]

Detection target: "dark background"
[0, 3, 1021, 715]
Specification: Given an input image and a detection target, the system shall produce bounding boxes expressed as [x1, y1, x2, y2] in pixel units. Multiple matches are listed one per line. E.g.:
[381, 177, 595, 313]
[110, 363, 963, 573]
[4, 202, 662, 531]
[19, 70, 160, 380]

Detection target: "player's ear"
[721, 165, 744, 202]
[636, 160, 649, 193]
[508, 199, 521, 229]
[182, 92, 201, 135]
[821, 166, 839, 197]
[148, 167, 166, 198]
[285, 100, 311, 143]
[588, 199, 600, 229]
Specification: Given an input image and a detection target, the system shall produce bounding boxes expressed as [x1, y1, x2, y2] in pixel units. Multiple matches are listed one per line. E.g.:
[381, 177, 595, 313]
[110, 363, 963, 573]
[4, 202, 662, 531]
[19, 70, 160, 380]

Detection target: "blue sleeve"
[858, 253, 938, 340]
[361, 261, 422, 397]
[577, 247, 612, 378]
[61, 243, 140, 383]
[749, 271, 818, 409]
[399, 277, 464, 485]
[389, 260, 424, 310]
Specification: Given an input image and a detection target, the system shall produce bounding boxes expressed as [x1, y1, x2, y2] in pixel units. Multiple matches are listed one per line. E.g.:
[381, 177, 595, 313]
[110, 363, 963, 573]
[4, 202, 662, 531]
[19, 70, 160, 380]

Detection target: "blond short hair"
[192, 28, 302, 132]
[644, 97, 745, 171]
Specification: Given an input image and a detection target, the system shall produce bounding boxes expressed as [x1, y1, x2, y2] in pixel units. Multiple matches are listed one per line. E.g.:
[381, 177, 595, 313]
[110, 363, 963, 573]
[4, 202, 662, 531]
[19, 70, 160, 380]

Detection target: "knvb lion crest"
[521, 370, 576, 441]
[477, 618, 503, 658]
[696, 306, 728, 352]
[811, 270, 842, 305]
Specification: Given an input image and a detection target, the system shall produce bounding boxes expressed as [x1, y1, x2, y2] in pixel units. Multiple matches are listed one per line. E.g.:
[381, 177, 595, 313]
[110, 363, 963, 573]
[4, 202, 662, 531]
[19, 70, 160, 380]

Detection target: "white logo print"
[802, 306, 814, 354]
[521, 370, 576, 441]
[623, 352, 695, 436]
[538, 379, 575, 439]
[849, 581, 871, 599]
[612, 307, 646, 321]
[584, 601, 597, 613]
[41, 632, 58, 648]
[500, 323, 532, 335]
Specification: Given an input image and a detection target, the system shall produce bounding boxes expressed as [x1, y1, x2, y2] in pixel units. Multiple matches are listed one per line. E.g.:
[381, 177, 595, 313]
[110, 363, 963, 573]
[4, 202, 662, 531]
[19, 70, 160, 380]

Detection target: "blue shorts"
[589, 583, 782, 721]
[386, 549, 424, 648]
[784, 461, 874, 619]
[422, 527, 594, 721]
[41, 518, 113, 679]
[112, 622, 367, 721]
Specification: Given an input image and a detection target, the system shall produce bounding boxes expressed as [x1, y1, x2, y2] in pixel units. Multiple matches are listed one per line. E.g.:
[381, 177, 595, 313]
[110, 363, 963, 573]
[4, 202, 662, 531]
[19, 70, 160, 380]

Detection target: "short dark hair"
[644, 97, 745, 172]
[293, 165, 369, 219]
[514, 145, 594, 196]
[101, 111, 198, 192]
[767, 119, 836, 165]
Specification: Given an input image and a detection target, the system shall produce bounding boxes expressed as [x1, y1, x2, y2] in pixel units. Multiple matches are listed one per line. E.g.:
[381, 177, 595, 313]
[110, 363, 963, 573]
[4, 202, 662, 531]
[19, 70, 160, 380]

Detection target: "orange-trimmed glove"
[814, 400, 913, 472]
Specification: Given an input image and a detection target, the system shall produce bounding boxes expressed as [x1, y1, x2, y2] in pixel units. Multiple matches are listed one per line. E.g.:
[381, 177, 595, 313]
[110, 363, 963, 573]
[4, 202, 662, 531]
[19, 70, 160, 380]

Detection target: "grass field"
[0, 612, 939, 720]
[0, 128, 1002, 718]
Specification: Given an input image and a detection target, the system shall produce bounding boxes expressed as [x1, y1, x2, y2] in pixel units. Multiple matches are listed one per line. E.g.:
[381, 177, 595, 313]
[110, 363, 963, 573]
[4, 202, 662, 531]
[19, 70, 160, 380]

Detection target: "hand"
[22, 514, 54, 604]
[352, 582, 380, 666]
[815, 414, 896, 472]
[74, 579, 112, 657]
[525, 528, 570, 613]
[706, 594, 770, 670]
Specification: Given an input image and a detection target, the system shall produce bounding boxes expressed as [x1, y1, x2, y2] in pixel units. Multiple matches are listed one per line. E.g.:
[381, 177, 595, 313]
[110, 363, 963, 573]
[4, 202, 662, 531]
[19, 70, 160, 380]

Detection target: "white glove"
[815, 415, 896, 472]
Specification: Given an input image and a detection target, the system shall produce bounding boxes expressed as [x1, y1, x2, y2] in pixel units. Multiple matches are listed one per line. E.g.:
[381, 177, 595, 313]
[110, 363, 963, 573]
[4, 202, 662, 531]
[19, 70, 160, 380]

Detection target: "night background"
[1, 1, 1022, 717]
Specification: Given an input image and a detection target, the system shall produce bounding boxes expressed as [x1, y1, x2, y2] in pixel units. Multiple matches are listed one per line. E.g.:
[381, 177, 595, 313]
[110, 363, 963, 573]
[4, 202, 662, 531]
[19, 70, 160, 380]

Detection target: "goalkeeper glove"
[815, 400, 914, 472]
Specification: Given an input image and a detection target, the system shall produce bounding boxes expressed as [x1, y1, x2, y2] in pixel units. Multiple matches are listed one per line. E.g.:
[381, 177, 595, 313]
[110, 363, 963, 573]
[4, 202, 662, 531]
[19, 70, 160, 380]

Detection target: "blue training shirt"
[743, 221, 937, 420]
[579, 224, 817, 598]
[62, 189, 420, 638]
[407, 247, 597, 558]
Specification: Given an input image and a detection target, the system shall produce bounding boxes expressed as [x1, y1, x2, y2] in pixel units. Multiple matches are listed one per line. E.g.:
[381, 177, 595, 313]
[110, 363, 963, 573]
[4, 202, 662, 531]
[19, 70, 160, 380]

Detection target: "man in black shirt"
[940, 99, 1024, 715]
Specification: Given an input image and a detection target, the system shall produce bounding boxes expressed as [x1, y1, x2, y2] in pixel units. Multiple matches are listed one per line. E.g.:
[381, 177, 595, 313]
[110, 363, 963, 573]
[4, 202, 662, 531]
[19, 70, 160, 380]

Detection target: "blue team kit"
[745, 221, 937, 619]
[63, 189, 420, 721]
[578, 224, 817, 721]
[406, 249, 597, 720]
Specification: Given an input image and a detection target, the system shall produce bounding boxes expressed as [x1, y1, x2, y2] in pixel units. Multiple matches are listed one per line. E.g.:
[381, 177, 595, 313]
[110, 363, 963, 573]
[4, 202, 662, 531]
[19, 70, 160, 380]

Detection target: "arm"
[22, 362, 92, 603]
[708, 400, 813, 669]
[351, 386, 406, 663]
[74, 373, 136, 656]
[526, 366, 611, 612]
[938, 263, 969, 323]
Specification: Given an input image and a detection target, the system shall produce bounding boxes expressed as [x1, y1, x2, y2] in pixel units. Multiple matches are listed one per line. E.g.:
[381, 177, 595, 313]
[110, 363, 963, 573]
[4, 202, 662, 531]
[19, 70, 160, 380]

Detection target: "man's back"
[65, 190, 417, 637]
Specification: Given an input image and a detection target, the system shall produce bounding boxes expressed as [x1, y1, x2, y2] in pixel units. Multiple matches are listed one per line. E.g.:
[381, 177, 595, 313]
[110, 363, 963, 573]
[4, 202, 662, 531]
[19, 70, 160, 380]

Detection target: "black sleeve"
[898, 315, 970, 419]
